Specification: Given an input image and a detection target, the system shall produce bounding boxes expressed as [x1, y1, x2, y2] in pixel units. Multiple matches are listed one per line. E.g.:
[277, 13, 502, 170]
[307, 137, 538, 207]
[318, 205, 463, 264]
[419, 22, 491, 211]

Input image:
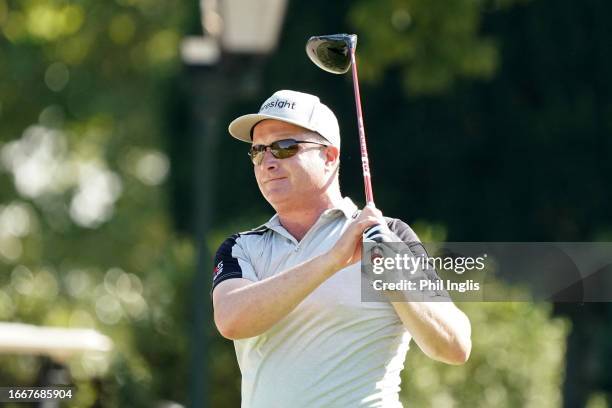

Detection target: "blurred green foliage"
[0, 0, 195, 405]
[402, 301, 568, 407]
[349, 0, 508, 94]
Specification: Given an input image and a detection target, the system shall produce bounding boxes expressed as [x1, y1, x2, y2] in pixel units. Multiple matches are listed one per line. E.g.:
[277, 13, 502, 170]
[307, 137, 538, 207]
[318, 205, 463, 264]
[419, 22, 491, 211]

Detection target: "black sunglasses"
[248, 138, 329, 165]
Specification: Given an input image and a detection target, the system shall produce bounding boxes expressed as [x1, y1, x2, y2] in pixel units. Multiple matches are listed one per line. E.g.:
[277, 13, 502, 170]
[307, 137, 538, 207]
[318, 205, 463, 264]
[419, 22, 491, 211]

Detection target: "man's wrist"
[320, 250, 342, 276]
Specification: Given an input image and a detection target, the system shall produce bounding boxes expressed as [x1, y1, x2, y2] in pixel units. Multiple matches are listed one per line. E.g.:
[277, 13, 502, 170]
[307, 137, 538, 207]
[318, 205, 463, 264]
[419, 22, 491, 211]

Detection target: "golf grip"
[349, 47, 375, 206]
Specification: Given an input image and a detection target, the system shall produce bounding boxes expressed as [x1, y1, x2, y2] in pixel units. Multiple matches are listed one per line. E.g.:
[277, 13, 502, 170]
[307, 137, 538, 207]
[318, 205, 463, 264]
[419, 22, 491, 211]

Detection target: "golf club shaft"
[349, 47, 375, 206]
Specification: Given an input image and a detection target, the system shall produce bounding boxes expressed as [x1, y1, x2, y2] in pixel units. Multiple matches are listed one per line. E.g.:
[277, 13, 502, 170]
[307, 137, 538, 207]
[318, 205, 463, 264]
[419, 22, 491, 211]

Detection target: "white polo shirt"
[212, 197, 436, 408]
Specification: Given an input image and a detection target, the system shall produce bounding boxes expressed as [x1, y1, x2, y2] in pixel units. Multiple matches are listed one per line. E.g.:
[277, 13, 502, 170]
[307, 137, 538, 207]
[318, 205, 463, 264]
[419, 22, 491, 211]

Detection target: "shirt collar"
[264, 196, 358, 229]
[322, 196, 359, 219]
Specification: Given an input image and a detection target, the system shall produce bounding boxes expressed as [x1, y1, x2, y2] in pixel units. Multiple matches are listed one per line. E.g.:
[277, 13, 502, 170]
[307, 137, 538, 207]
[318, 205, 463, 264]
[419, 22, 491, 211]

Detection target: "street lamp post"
[181, 1, 287, 407]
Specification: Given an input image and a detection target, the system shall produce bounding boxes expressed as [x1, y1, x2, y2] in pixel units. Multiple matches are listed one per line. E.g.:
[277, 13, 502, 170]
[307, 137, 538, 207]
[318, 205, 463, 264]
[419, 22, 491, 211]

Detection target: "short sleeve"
[385, 217, 450, 300]
[212, 234, 258, 293]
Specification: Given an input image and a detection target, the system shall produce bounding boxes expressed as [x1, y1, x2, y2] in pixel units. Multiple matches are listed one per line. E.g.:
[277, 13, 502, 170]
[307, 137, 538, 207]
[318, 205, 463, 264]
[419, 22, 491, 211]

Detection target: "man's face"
[251, 120, 337, 209]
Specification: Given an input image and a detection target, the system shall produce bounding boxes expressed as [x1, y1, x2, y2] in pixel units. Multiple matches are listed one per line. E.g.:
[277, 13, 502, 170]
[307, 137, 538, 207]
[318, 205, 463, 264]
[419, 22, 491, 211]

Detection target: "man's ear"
[324, 146, 339, 168]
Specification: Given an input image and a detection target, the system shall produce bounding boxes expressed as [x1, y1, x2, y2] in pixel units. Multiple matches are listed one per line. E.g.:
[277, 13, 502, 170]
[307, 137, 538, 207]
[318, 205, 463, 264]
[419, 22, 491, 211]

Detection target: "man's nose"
[260, 149, 278, 170]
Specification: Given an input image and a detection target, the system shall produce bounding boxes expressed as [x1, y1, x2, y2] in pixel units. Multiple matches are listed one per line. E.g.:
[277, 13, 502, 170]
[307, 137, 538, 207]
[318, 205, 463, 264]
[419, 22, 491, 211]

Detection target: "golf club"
[306, 34, 387, 245]
[306, 33, 375, 206]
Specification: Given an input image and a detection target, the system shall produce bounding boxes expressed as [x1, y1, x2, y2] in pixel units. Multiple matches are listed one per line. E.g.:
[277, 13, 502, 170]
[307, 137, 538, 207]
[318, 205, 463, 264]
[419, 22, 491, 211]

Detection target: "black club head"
[305, 34, 357, 74]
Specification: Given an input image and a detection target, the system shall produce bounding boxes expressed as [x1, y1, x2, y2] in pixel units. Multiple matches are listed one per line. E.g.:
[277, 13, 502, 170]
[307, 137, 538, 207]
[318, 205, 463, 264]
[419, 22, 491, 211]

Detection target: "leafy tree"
[1, 0, 195, 405]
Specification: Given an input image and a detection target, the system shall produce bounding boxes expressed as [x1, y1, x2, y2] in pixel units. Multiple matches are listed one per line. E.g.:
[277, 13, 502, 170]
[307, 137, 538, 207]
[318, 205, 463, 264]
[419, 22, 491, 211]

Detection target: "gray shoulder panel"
[385, 217, 428, 257]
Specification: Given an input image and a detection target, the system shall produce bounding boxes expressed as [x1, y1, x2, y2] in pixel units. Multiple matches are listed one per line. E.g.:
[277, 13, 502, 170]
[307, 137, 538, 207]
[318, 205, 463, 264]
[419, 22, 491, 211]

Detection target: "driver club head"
[306, 34, 357, 74]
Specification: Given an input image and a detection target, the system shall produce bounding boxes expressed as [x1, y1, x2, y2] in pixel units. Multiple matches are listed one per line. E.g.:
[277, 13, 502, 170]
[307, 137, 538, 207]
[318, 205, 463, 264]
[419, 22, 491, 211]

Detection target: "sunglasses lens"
[271, 139, 299, 159]
[249, 145, 266, 165]
[249, 139, 303, 164]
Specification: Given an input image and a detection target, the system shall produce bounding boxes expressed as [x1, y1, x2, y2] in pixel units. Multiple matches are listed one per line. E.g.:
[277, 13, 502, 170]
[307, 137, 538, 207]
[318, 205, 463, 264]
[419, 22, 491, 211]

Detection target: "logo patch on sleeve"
[213, 261, 223, 279]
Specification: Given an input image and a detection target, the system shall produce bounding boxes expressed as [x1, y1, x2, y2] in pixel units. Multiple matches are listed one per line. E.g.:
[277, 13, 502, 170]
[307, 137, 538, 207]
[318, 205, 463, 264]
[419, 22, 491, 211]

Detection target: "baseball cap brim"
[228, 113, 321, 143]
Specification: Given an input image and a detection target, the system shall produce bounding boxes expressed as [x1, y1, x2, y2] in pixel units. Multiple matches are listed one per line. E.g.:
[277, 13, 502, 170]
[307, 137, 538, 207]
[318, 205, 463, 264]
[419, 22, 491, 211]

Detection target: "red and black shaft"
[348, 44, 375, 206]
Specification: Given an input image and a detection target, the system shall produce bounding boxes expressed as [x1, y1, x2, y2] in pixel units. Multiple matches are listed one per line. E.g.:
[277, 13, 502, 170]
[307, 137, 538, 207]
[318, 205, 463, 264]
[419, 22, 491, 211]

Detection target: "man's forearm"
[390, 300, 472, 365]
[214, 252, 339, 340]
[368, 236, 472, 365]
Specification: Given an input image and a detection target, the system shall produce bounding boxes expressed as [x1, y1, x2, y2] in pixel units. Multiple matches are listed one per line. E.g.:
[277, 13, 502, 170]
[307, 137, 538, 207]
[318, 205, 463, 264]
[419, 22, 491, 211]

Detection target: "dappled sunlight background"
[1, 0, 195, 405]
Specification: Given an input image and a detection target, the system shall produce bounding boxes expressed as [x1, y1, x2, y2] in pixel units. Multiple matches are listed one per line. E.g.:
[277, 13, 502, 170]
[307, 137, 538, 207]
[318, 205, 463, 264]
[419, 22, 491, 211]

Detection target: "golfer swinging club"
[212, 90, 471, 407]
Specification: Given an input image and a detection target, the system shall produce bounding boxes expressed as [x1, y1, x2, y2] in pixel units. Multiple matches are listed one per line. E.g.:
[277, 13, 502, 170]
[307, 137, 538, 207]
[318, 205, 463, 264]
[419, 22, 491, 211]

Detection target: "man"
[212, 90, 471, 407]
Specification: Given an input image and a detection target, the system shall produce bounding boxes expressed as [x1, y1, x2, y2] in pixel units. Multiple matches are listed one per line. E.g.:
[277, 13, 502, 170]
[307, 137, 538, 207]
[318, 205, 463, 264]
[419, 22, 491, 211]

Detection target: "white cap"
[228, 90, 340, 147]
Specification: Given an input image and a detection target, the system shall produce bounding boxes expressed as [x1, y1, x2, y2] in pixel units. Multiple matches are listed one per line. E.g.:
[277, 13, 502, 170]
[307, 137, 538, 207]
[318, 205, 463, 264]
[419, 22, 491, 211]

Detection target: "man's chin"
[262, 190, 294, 208]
